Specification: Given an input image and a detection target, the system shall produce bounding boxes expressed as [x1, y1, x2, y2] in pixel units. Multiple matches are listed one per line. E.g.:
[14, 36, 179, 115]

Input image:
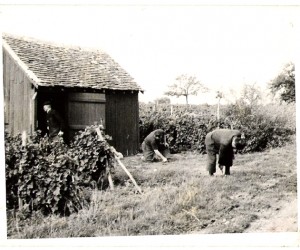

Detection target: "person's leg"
[218, 164, 224, 174]
[224, 166, 231, 175]
[207, 151, 217, 176]
[142, 142, 155, 162]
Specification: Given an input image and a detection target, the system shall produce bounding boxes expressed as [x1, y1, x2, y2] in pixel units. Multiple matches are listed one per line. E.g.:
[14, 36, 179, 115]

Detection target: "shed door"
[68, 92, 106, 137]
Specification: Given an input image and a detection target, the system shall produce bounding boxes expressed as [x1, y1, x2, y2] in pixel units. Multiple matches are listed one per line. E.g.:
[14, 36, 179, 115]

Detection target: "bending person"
[142, 129, 170, 162]
[205, 128, 246, 176]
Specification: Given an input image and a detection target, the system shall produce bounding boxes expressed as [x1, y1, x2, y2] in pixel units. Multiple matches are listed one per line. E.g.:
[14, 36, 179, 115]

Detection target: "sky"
[0, 3, 298, 104]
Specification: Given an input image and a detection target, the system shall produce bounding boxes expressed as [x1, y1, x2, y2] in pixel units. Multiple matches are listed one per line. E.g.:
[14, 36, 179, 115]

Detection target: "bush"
[139, 102, 295, 154]
[224, 102, 295, 153]
[139, 103, 231, 153]
[5, 126, 116, 216]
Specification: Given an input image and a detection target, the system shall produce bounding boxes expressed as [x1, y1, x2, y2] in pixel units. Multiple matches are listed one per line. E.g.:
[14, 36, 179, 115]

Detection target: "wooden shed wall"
[105, 91, 140, 156]
[3, 49, 36, 135]
[67, 92, 106, 138]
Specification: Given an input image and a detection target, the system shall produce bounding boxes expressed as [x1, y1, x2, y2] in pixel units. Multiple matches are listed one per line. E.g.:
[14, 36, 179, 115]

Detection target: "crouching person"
[142, 129, 170, 162]
[205, 129, 246, 176]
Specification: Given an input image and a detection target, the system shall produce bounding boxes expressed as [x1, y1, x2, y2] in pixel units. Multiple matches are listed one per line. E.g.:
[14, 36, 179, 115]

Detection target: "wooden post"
[106, 161, 114, 191]
[95, 127, 104, 141]
[19, 130, 28, 209]
[217, 98, 220, 129]
[110, 146, 142, 194]
[216, 91, 223, 129]
[107, 172, 114, 190]
[18, 197, 23, 210]
[96, 126, 142, 194]
[21, 130, 27, 147]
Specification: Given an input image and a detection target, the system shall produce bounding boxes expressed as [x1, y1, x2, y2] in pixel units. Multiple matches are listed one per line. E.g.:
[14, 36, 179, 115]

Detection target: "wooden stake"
[18, 197, 23, 210]
[107, 171, 114, 190]
[106, 161, 114, 191]
[21, 130, 27, 147]
[96, 126, 142, 194]
[110, 147, 142, 194]
[95, 127, 104, 141]
[18, 130, 27, 208]
[115, 155, 142, 194]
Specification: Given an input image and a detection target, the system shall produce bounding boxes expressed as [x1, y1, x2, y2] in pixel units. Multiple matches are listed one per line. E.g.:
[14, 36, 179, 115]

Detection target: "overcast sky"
[0, 3, 298, 104]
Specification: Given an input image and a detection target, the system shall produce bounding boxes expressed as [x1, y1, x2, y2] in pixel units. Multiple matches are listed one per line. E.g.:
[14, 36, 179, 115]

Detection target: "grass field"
[7, 141, 297, 238]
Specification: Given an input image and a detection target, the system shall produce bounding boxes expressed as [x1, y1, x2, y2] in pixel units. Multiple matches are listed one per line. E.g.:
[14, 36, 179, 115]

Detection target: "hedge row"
[139, 103, 295, 154]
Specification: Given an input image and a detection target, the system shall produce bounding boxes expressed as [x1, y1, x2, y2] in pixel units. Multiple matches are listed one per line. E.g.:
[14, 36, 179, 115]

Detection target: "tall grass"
[7, 142, 297, 238]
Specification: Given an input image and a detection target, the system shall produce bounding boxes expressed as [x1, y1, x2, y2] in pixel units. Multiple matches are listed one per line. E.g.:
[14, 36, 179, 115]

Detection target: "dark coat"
[46, 109, 65, 138]
[142, 129, 169, 161]
[205, 129, 242, 173]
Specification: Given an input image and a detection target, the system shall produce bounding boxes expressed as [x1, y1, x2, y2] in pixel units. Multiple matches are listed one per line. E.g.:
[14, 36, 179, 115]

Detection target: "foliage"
[7, 142, 297, 238]
[139, 103, 231, 153]
[223, 102, 294, 152]
[139, 101, 295, 154]
[269, 62, 295, 103]
[164, 74, 208, 104]
[5, 126, 116, 217]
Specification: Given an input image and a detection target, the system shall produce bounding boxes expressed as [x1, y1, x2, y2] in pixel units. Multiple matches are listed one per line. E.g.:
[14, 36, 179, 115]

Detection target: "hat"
[43, 101, 51, 106]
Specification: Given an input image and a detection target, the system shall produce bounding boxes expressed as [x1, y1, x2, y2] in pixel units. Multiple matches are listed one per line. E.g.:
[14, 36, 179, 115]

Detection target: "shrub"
[139, 102, 295, 154]
[139, 103, 230, 153]
[224, 102, 295, 153]
[5, 126, 116, 216]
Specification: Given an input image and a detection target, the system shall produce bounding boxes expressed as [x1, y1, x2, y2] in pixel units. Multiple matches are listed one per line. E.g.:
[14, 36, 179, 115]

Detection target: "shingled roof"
[2, 34, 143, 92]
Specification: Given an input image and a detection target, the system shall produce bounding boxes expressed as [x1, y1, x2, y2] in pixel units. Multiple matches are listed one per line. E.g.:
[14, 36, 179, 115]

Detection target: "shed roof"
[2, 34, 143, 92]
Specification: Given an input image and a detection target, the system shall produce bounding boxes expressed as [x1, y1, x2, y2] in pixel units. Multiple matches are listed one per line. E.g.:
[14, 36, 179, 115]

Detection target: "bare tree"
[241, 83, 262, 107]
[164, 74, 208, 105]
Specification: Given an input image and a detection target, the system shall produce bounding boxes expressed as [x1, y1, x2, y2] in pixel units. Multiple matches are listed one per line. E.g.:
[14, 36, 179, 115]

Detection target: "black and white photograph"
[0, 1, 298, 249]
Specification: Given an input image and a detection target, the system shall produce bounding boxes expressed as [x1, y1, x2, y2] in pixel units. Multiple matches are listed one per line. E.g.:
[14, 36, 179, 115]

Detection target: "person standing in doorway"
[43, 101, 66, 141]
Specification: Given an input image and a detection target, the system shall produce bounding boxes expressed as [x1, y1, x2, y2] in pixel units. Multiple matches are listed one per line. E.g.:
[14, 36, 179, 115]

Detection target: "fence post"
[21, 130, 27, 147]
[18, 130, 28, 209]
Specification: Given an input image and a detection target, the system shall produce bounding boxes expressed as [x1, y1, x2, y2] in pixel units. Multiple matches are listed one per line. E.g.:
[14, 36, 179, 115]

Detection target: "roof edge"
[2, 39, 40, 88]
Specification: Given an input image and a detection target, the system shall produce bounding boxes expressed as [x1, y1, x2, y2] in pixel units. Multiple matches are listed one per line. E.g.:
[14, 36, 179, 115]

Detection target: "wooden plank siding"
[3, 49, 9, 128]
[3, 49, 36, 135]
[105, 91, 139, 156]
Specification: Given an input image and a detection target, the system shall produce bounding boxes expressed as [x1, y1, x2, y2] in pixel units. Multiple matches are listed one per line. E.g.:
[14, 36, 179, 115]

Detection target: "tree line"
[160, 62, 295, 105]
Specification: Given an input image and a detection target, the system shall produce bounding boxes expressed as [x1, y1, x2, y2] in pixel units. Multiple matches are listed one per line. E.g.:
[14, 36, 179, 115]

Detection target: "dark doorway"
[36, 90, 68, 139]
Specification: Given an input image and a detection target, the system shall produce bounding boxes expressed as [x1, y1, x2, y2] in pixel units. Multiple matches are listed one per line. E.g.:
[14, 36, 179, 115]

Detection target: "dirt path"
[245, 198, 298, 233]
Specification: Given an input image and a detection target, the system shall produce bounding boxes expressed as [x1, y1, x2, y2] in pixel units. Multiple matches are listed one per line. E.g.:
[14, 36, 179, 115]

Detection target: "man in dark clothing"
[43, 101, 66, 141]
[205, 129, 246, 176]
[141, 129, 170, 162]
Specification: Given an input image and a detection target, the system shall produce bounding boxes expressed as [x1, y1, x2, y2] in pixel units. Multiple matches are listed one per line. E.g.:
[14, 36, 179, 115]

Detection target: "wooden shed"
[2, 34, 143, 156]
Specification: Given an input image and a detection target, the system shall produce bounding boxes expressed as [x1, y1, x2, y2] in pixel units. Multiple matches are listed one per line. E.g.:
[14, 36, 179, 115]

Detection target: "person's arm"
[154, 149, 168, 162]
[150, 132, 168, 162]
[164, 134, 169, 148]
